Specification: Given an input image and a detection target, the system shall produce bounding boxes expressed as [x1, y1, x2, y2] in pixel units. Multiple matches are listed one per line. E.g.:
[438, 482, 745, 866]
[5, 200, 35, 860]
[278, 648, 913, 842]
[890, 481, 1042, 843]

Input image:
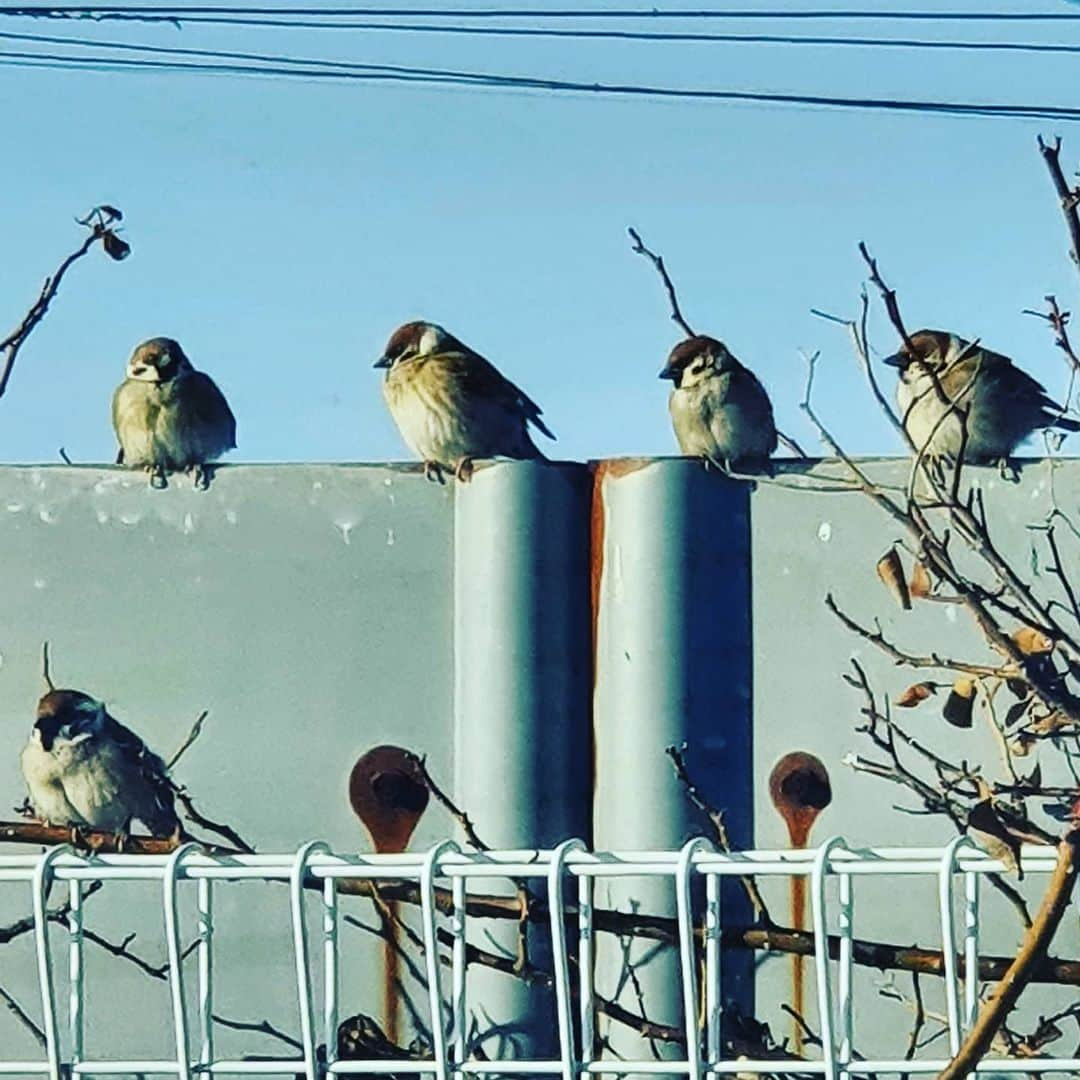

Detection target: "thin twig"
[41, 641, 54, 692]
[780, 1004, 823, 1049]
[167, 709, 209, 770]
[169, 786, 255, 853]
[858, 242, 916, 354]
[664, 742, 775, 925]
[405, 751, 489, 851]
[627, 227, 696, 338]
[0, 208, 127, 400]
[0, 982, 45, 1048]
[210, 1014, 303, 1052]
[1038, 135, 1080, 278]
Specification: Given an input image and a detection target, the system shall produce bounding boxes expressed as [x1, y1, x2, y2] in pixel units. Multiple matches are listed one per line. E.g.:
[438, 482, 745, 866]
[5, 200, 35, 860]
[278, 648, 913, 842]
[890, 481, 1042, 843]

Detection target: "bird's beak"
[882, 352, 905, 369]
[658, 366, 677, 381]
[373, 355, 392, 369]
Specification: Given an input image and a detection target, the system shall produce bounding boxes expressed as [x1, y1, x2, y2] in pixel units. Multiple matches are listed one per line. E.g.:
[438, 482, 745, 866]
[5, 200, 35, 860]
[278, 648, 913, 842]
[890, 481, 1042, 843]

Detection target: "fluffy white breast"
[113, 379, 159, 465]
[897, 371, 965, 457]
[383, 363, 475, 465]
[20, 738, 86, 826]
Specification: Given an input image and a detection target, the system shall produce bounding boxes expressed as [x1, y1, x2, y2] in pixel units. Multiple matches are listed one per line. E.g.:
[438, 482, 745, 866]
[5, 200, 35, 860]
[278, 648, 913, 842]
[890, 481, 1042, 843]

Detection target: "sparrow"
[658, 336, 777, 470]
[883, 330, 1080, 462]
[112, 337, 237, 489]
[20, 689, 180, 839]
[374, 321, 554, 481]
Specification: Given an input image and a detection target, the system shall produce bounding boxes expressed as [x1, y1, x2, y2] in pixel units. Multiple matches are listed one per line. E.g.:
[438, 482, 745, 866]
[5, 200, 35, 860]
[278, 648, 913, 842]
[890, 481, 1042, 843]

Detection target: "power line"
[6, 20, 1080, 53]
[2, 40, 1079, 122]
[1, 6, 1080, 21]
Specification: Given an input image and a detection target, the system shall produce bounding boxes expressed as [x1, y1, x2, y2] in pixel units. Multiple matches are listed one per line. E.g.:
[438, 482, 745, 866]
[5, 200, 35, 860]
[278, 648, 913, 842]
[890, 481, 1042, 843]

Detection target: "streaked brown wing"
[437, 349, 554, 440]
[103, 714, 179, 832]
[178, 371, 238, 447]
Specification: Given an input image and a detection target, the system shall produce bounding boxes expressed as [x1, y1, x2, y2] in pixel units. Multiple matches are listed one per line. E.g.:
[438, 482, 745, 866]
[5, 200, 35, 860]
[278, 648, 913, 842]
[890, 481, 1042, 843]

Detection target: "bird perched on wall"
[112, 337, 237, 489]
[20, 689, 180, 839]
[658, 335, 777, 471]
[883, 329, 1080, 462]
[374, 321, 554, 481]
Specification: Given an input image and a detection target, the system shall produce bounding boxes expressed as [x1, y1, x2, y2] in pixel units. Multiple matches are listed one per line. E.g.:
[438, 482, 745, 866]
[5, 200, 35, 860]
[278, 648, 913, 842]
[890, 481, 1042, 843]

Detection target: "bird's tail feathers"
[532, 415, 556, 441]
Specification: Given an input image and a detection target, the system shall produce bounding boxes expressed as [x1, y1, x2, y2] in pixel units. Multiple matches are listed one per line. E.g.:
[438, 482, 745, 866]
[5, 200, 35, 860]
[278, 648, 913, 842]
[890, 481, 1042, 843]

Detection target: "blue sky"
[1, 1, 1079, 465]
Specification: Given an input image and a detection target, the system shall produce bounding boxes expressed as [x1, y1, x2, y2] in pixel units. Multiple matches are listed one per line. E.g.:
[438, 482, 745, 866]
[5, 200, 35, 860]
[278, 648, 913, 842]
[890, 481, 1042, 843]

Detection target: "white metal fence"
[0, 838, 1071, 1077]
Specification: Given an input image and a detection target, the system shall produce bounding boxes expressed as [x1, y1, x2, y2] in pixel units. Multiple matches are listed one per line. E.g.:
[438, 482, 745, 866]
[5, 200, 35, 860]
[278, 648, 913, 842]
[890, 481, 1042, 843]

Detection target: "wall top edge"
[0, 455, 1073, 474]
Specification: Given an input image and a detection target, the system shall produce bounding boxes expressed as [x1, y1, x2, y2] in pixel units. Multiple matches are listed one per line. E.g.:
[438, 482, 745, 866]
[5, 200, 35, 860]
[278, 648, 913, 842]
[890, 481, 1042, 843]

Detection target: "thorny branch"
[0, 206, 129, 401]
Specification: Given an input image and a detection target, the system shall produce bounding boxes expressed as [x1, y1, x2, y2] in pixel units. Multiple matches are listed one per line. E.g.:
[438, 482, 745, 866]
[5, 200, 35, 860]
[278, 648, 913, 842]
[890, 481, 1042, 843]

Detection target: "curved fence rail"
[0, 839, 1071, 1077]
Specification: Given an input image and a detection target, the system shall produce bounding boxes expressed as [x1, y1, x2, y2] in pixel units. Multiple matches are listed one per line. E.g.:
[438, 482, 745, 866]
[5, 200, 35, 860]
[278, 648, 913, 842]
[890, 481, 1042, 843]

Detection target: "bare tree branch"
[627, 227, 696, 338]
[665, 742, 775, 926]
[167, 709, 209, 770]
[1038, 135, 1080, 279]
[940, 828, 1080, 1079]
[404, 750, 489, 851]
[0, 206, 129, 400]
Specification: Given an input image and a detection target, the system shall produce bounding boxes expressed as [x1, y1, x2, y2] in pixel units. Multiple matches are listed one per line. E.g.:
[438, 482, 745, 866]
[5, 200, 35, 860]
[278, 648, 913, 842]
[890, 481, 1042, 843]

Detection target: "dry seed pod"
[943, 677, 976, 728]
[102, 231, 131, 261]
[1008, 735, 1033, 757]
[1030, 711, 1071, 735]
[876, 547, 911, 610]
[909, 560, 932, 599]
[967, 798, 1023, 878]
[895, 682, 935, 708]
[1011, 626, 1054, 656]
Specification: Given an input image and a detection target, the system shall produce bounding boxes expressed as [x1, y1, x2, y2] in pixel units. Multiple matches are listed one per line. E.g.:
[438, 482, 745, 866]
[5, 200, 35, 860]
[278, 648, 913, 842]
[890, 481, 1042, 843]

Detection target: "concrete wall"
[0, 460, 1075, 1065]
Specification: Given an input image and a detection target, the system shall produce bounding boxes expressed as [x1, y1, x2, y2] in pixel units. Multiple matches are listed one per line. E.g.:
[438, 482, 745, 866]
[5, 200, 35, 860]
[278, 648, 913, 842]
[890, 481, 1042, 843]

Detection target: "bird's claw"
[455, 457, 475, 483]
[190, 464, 210, 490]
[146, 465, 167, 490]
[997, 458, 1020, 483]
[423, 461, 446, 484]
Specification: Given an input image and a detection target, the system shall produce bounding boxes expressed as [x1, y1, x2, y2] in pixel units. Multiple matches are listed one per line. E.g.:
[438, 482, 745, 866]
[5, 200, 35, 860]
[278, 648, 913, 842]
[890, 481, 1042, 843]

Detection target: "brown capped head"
[34, 689, 103, 752]
[882, 329, 961, 374]
[659, 335, 739, 388]
[348, 745, 430, 854]
[126, 337, 192, 384]
[374, 321, 462, 370]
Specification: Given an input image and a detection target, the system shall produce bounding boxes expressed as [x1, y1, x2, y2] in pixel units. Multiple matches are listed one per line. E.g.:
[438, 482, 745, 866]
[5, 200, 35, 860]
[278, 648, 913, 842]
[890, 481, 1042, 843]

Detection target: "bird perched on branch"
[112, 337, 237, 489]
[20, 690, 180, 839]
[883, 329, 1080, 462]
[374, 321, 554, 482]
[659, 335, 777, 470]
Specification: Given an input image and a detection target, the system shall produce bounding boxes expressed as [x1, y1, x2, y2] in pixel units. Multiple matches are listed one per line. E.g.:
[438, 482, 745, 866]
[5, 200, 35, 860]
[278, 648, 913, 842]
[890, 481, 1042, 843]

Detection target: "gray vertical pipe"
[453, 459, 593, 1057]
[592, 458, 755, 1064]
